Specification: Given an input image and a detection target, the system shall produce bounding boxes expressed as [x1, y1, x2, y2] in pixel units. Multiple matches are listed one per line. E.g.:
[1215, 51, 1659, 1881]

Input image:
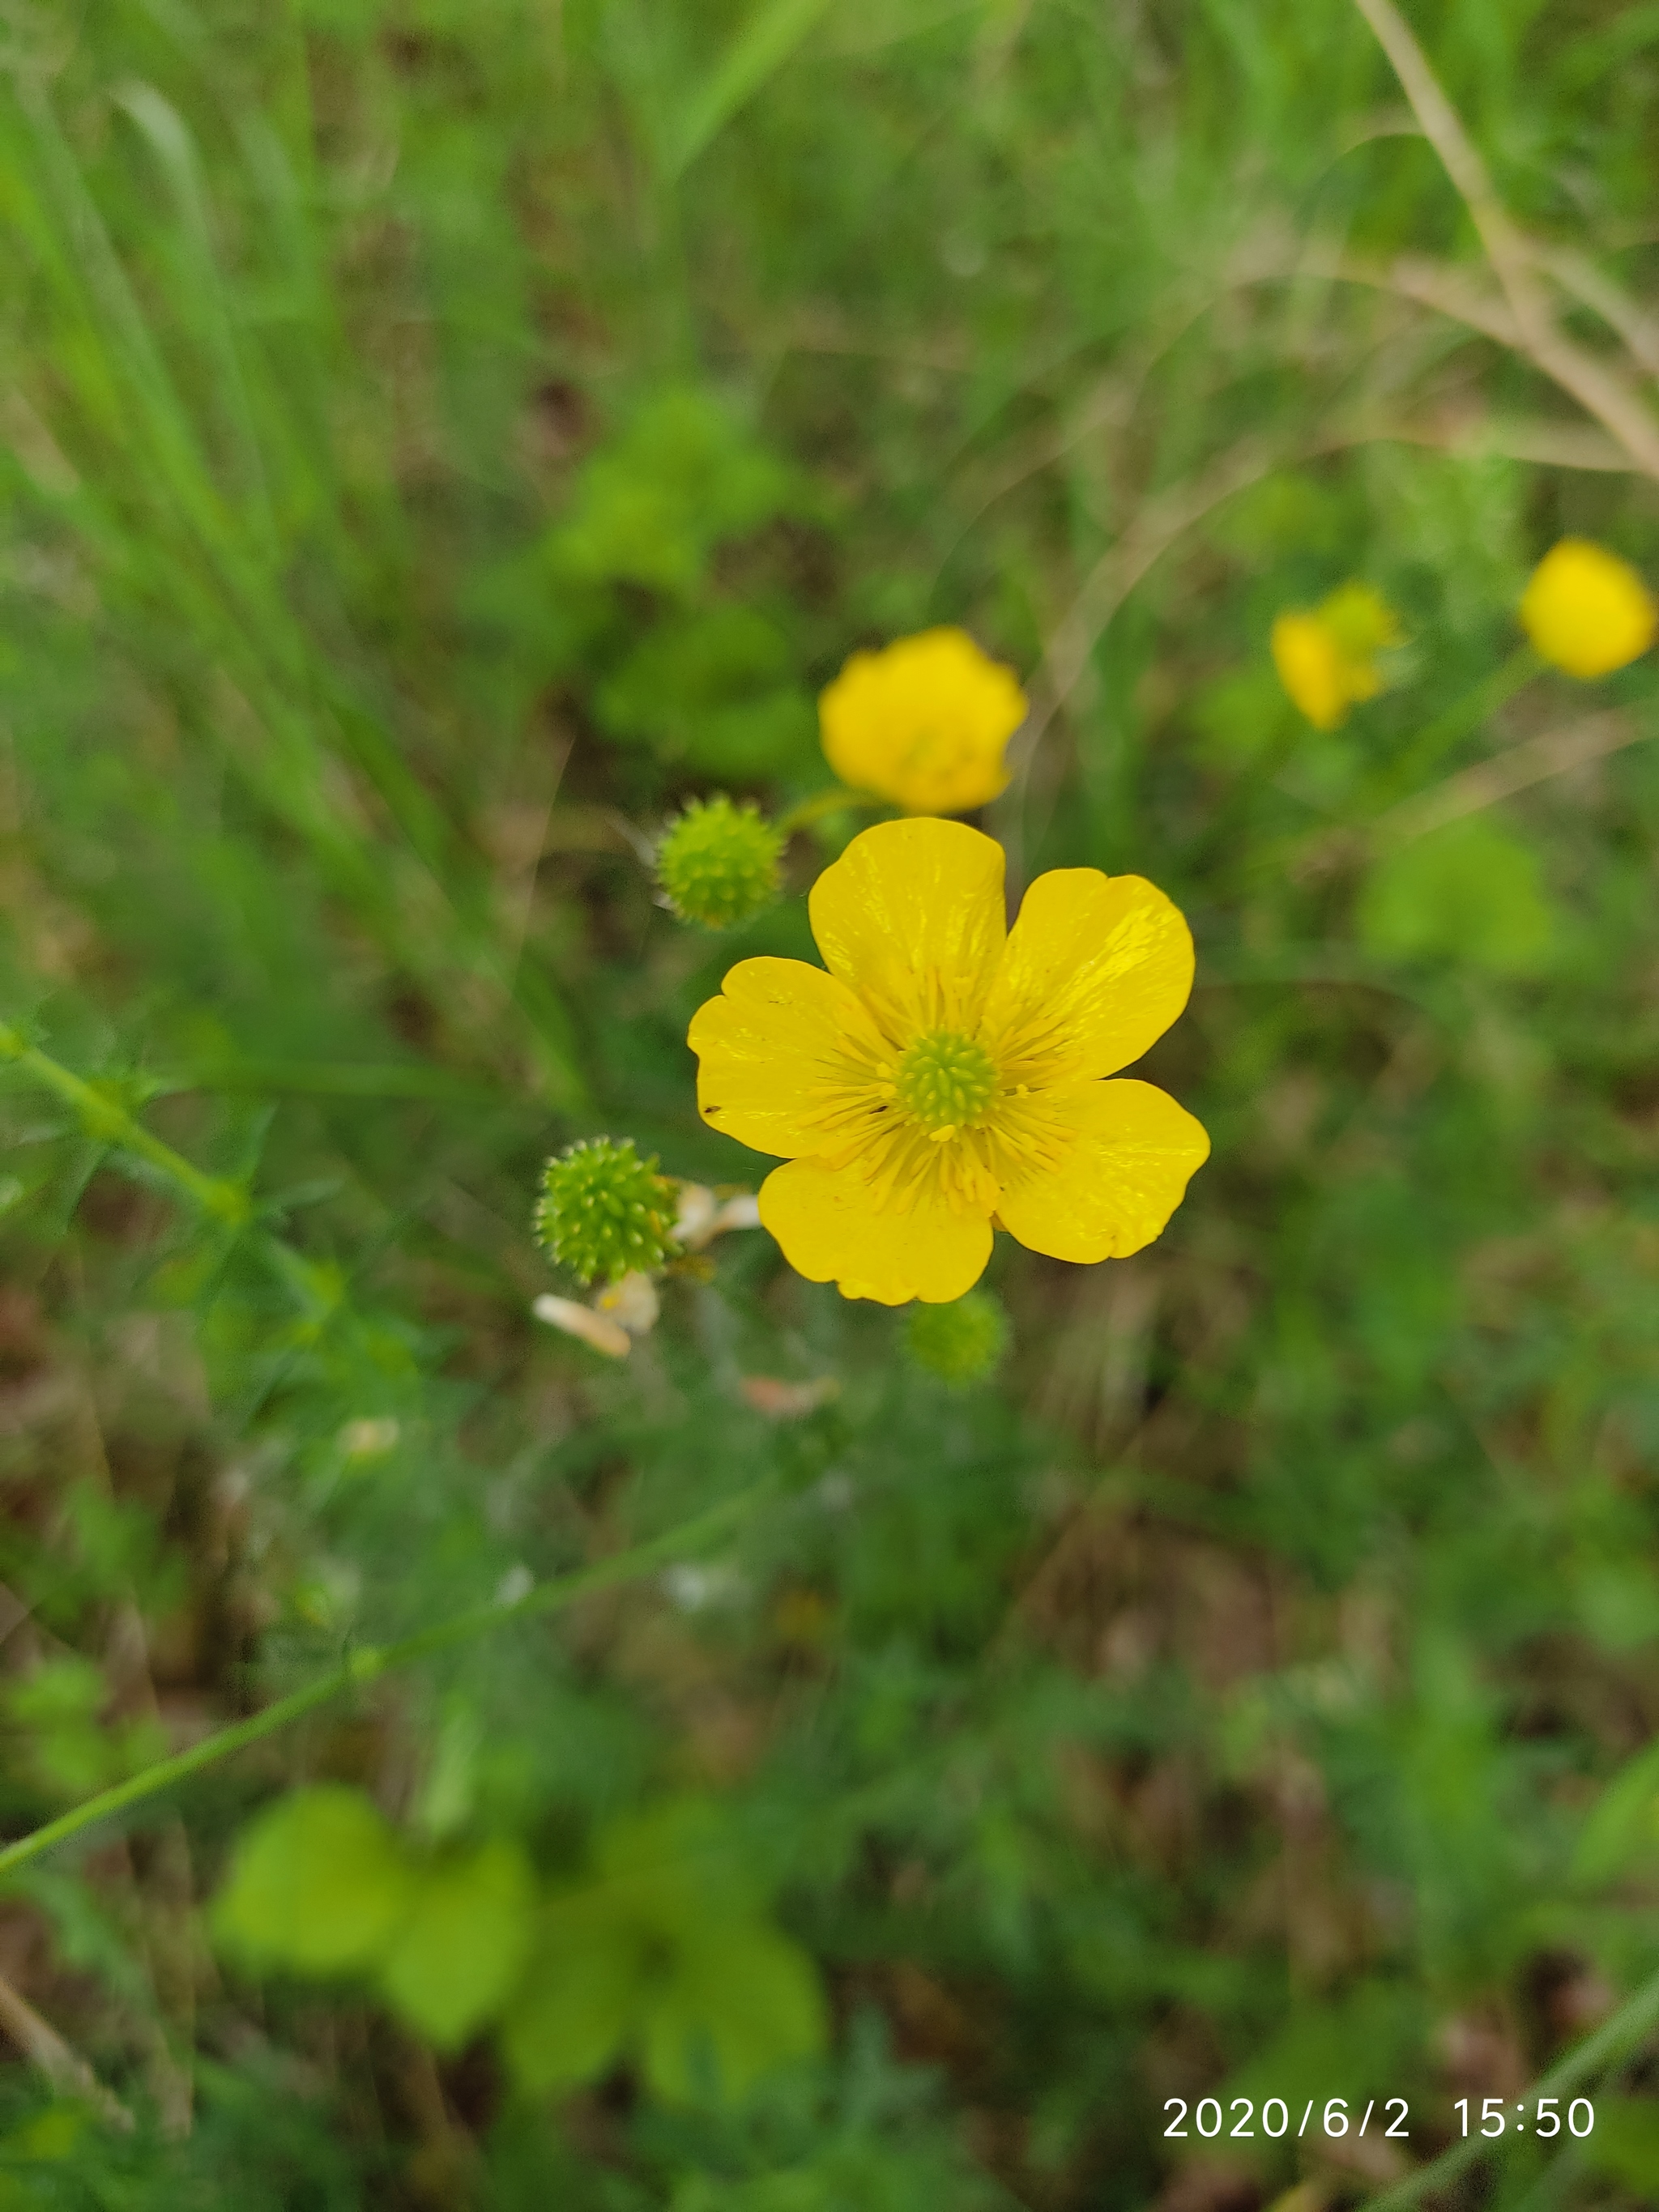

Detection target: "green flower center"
[893, 1030, 997, 1135]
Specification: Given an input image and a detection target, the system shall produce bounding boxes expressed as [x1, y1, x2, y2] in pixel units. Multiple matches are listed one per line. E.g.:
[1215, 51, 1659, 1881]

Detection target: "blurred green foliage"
[1358, 817, 1559, 975]
[0, 0, 1656, 2207]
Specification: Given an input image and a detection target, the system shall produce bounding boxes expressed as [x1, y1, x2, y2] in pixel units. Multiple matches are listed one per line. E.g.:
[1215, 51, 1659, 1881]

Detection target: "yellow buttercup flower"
[818, 629, 1027, 815]
[1270, 582, 1402, 731]
[687, 818, 1209, 1306]
[1520, 538, 1656, 680]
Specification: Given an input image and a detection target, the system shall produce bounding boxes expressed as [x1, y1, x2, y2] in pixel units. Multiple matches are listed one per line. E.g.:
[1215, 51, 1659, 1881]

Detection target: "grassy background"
[2, 0, 1659, 2204]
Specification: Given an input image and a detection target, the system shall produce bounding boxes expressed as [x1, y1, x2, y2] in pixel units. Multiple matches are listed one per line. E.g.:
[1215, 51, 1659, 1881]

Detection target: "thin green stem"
[774, 786, 879, 837]
[0, 1031, 463, 1340]
[1361, 1962, 1659, 2211]
[0, 1482, 770, 1885]
[0, 1026, 249, 1225]
[0, 1028, 774, 1871]
[1367, 646, 1541, 811]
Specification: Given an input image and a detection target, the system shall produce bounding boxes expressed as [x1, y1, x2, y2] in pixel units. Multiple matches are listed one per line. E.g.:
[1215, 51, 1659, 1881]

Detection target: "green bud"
[905, 1289, 1008, 1387]
[656, 797, 783, 930]
[534, 1139, 678, 1286]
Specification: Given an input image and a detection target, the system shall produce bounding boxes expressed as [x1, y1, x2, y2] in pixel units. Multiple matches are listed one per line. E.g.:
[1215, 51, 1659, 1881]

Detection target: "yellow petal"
[995, 1079, 1209, 1263]
[1520, 538, 1656, 680]
[689, 958, 876, 1159]
[981, 869, 1195, 1084]
[819, 628, 1026, 815]
[808, 817, 1007, 1043]
[758, 1157, 992, 1304]
[1270, 612, 1350, 730]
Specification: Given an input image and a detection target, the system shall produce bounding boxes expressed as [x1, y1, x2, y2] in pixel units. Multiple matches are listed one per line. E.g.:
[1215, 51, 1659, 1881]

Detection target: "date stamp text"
[1163, 2096, 1597, 2143]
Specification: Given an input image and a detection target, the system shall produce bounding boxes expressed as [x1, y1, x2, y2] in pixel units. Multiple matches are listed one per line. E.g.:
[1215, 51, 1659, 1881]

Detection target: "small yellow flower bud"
[1520, 538, 1656, 680]
[1270, 582, 1402, 731]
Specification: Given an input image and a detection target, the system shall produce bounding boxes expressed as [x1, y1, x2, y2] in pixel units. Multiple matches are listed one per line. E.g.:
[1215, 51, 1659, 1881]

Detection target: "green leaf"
[212, 1786, 414, 1975]
[1223, 1980, 1422, 2133]
[1581, 2097, 1659, 2189]
[376, 1838, 536, 2050]
[497, 1891, 648, 2094]
[1572, 1737, 1659, 1886]
[1358, 816, 1557, 974]
[0, 1656, 143, 1797]
[594, 1796, 763, 1929]
[500, 1800, 823, 2101]
[595, 603, 812, 774]
[1188, 666, 1295, 768]
[2, 1657, 105, 1731]
[547, 390, 796, 597]
[672, 2175, 828, 2212]
[0, 2105, 90, 2164]
[640, 1920, 826, 2104]
[663, 0, 837, 179]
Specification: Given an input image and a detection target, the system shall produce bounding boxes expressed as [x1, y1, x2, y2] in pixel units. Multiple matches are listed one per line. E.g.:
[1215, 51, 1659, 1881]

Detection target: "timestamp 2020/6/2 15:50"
[1163, 2096, 1597, 2142]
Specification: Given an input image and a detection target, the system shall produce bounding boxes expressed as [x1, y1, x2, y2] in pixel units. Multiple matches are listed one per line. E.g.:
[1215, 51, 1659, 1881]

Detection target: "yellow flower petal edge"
[979, 867, 1196, 1086]
[688, 817, 1208, 1303]
[808, 814, 1007, 1042]
[993, 1080, 1209, 1263]
[758, 1157, 994, 1306]
[1520, 538, 1656, 680]
[689, 959, 883, 1161]
[818, 628, 1027, 815]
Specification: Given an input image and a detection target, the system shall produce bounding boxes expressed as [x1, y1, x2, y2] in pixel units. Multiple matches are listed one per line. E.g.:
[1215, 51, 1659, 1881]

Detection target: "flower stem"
[0, 1027, 350, 1332]
[1359, 1959, 1659, 2211]
[0, 1481, 771, 1885]
[774, 786, 877, 837]
[0, 1028, 777, 1871]
[1367, 645, 1541, 810]
[0, 1025, 251, 1225]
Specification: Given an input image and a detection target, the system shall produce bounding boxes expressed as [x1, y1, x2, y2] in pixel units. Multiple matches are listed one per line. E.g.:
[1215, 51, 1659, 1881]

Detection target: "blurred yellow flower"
[688, 818, 1209, 1305]
[1520, 538, 1656, 680]
[1270, 582, 1403, 731]
[818, 628, 1026, 815]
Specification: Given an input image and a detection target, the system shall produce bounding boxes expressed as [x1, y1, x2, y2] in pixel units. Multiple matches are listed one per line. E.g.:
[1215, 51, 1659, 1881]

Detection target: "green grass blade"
[662, 0, 835, 178]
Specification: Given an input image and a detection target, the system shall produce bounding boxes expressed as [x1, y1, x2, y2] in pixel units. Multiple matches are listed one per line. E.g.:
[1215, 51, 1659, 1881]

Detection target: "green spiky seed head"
[656, 797, 783, 929]
[534, 1139, 677, 1286]
[905, 1289, 1009, 1387]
